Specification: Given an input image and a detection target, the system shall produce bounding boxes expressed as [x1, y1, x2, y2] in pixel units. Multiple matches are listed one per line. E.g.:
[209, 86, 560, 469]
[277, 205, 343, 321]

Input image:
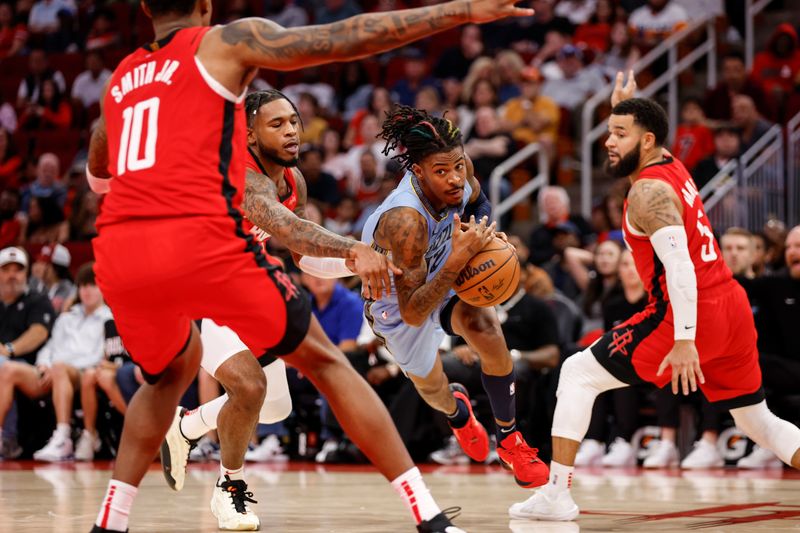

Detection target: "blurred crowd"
[0, 0, 799, 470]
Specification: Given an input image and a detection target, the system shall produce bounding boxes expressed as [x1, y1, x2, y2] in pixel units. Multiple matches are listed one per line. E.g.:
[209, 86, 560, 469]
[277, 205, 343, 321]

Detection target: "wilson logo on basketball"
[456, 259, 496, 286]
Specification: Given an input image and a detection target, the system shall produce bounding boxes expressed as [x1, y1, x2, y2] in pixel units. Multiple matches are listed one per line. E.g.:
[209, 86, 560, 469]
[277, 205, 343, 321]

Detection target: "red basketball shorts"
[93, 216, 310, 379]
[591, 280, 764, 409]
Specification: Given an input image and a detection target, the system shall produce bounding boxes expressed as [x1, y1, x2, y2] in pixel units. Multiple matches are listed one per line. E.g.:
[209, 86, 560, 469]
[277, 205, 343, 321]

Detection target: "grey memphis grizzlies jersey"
[360, 171, 473, 308]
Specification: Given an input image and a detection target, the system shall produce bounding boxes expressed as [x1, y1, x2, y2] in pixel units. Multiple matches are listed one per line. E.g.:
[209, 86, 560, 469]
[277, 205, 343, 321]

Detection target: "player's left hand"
[657, 340, 705, 395]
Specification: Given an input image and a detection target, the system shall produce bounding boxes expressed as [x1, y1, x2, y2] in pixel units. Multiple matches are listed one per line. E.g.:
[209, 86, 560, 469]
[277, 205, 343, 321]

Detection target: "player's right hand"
[452, 214, 496, 263]
[657, 340, 706, 395]
[350, 242, 403, 301]
[466, 0, 535, 24]
[611, 70, 637, 107]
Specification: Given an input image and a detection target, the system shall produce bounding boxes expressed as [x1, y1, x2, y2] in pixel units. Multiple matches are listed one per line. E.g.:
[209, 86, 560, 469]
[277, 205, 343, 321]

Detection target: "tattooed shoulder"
[376, 207, 428, 267]
[627, 178, 684, 235]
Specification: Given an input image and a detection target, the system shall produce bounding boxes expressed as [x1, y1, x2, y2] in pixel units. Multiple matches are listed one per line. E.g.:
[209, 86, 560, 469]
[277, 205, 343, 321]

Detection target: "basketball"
[454, 237, 520, 307]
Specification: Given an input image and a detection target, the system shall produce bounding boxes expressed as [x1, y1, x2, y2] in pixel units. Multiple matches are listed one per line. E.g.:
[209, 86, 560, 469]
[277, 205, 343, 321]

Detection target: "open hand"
[350, 242, 403, 300]
[467, 0, 535, 24]
[656, 340, 705, 395]
[452, 214, 496, 263]
[611, 70, 637, 107]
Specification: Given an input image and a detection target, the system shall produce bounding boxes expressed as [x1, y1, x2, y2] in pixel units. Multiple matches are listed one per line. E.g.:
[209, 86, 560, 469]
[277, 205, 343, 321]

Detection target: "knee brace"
[259, 359, 292, 424]
[730, 400, 800, 465]
[552, 349, 628, 442]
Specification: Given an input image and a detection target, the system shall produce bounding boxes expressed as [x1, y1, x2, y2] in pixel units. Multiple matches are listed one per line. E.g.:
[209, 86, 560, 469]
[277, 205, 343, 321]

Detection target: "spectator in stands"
[84, 8, 119, 51]
[541, 44, 606, 112]
[573, 0, 615, 53]
[16, 47, 66, 110]
[68, 189, 97, 241]
[282, 67, 336, 116]
[297, 146, 340, 212]
[515, 0, 574, 58]
[0, 99, 16, 133]
[414, 86, 442, 117]
[575, 249, 647, 467]
[596, 21, 641, 80]
[320, 128, 349, 181]
[528, 185, 594, 266]
[736, 226, 800, 468]
[753, 23, 800, 104]
[80, 309, 130, 417]
[721, 227, 755, 279]
[344, 112, 389, 183]
[391, 47, 437, 107]
[344, 87, 391, 148]
[324, 195, 357, 237]
[314, 0, 360, 25]
[346, 150, 382, 204]
[23, 262, 110, 462]
[459, 77, 499, 139]
[0, 246, 54, 458]
[523, 260, 584, 355]
[465, 106, 513, 185]
[563, 239, 623, 333]
[0, 127, 22, 189]
[19, 77, 71, 130]
[21, 152, 66, 211]
[71, 51, 111, 110]
[338, 62, 373, 120]
[554, 0, 597, 25]
[732, 94, 773, 153]
[27, 0, 73, 39]
[22, 196, 67, 244]
[0, 1, 27, 59]
[352, 175, 395, 237]
[495, 50, 525, 104]
[29, 242, 73, 313]
[265, 0, 308, 28]
[671, 97, 714, 173]
[704, 51, 771, 122]
[691, 123, 740, 190]
[434, 24, 484, 81]
[297, 92, 328, 145]
[628, 0, 688, 51]
[0, 190, 21, 248]
[301, 272, 364, 463]
[502, 66, 559, 154]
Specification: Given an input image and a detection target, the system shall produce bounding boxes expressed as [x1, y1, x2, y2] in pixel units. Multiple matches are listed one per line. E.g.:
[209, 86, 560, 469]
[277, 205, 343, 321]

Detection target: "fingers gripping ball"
[454, 237, 520, 307]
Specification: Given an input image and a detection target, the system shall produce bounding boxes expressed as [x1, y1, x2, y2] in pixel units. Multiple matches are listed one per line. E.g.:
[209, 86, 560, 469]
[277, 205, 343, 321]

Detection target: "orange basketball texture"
[453, 237, 520, 307]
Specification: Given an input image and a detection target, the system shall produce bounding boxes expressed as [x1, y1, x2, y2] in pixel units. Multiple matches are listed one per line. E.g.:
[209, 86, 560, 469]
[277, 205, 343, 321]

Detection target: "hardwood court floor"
[1, 461, 799, 532]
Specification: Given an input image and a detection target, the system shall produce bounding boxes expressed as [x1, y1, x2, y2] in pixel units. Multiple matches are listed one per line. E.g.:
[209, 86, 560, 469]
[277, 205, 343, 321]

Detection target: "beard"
[257, 143, 298, 168]
[604, 142, 642, 179]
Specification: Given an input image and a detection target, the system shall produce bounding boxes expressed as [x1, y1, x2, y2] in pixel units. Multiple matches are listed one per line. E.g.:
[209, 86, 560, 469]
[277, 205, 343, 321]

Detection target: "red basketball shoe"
[498, 431, 549, 488]
[448, 384, 489, 462]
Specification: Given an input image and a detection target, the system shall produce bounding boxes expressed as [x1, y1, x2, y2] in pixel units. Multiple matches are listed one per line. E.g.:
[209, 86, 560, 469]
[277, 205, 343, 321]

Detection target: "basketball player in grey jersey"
[361, 105, 549, 489]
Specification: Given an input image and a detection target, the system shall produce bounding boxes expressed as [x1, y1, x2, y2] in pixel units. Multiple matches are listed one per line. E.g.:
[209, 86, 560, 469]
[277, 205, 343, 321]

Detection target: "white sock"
[548, 461, 574, 493]
[180, 400, 223, 440]
[390, 467, 441, 524]
[220, 463, 244, 482]
[95, 479, 138, 531]
[56, 423, 71, 439]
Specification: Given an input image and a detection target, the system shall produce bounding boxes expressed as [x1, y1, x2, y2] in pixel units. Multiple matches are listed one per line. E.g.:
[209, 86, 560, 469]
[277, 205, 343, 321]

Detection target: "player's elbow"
[400, 308, 425, 328]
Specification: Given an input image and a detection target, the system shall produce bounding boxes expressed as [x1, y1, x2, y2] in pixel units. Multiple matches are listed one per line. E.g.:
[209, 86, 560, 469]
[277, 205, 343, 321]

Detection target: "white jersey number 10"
[117, 97, 160, 175]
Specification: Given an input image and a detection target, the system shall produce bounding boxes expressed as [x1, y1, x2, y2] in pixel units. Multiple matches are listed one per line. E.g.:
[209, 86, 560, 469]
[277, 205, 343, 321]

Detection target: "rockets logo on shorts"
[608, 328, 634, 357]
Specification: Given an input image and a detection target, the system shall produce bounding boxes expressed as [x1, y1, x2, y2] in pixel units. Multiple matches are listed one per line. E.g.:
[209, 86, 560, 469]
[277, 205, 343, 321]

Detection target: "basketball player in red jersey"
[85, 1, 535, 532]
[509, 72, 800, 522]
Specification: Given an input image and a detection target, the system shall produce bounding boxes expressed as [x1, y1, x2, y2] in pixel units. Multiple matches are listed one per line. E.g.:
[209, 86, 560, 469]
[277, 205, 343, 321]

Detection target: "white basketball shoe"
[211, 475, 260, 531]
[509, 485, 580, 521]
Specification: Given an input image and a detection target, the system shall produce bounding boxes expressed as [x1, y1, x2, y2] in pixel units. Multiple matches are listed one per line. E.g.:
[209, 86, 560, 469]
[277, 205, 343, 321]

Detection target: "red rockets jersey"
[98, 27, 247, 227]
[622, 156, 733, 304]
[242, 147, 299, 250]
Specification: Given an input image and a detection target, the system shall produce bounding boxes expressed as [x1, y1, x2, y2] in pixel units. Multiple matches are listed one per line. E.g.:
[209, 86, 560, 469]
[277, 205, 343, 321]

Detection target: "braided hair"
[379, 104, 463, 170]
[245, 89, 303, 130]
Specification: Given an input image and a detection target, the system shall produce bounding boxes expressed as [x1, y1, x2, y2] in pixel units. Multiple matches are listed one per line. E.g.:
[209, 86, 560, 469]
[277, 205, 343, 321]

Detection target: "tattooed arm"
[243, 168, 356, 259]
[626, 178, 684, 236]
[288, 167, 308, 265]
[87, 116, 110, 180]
[209, 1, 532, 72]
[377, 208, 494, 327]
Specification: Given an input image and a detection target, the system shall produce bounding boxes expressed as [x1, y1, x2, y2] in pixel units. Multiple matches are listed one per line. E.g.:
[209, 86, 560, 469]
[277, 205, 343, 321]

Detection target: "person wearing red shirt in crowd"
[0, 128, 22, 190]
[19, 78, 71, 130]
[573, 0, 615, 53]
[0, 190, 22, 248]
[704, 51, 772, 122]
[0, 1, 27, 59]
[753, 23, 800, 103]
[670, 97, 713, 173]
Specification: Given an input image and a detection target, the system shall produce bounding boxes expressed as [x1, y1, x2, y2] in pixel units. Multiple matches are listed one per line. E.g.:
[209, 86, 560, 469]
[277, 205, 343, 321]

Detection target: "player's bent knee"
[81, 369, 97, 386]
[730, 400, 800, 465]
[557, 349, 624, 398]
[259, 394, 292, 424]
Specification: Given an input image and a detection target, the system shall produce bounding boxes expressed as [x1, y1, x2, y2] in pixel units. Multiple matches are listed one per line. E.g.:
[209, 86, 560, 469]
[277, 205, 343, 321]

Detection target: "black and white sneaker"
[210, 475, 260, 530]
[89, 525, 128, 532]
[417, 508, 467, 533]
[160, 406, 197, 491]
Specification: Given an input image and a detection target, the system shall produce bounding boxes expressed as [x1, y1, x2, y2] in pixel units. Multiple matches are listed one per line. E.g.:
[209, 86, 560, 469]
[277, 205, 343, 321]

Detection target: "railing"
[489, 142, 548, 231]
[745, 0, 774, 69]
[701, 125, 785, 232]
[786, 111, 800, 227]
[580, 17, 717, 218]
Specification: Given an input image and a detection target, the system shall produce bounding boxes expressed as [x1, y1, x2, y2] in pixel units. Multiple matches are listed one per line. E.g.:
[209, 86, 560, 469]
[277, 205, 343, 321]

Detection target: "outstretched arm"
[216, 0, 533, 72]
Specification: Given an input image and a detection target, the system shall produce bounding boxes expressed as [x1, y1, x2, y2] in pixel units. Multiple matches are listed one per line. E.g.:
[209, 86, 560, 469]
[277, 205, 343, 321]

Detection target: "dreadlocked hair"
[379, 104, 463, 170]
[245, 89, 303, 130]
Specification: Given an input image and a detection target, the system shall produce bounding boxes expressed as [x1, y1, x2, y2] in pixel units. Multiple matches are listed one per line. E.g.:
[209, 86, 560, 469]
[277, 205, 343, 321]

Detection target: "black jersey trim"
[247, 146, 294, 203]
[141, 29, 180, 52]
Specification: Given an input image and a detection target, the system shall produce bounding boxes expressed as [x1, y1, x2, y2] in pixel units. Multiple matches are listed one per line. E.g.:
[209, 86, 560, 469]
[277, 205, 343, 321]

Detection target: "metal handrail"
[488, 142, 548, 231]
[746, 0, 774, 69]
[580, 17, 716, 218]
[787, 111, 800, 226]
